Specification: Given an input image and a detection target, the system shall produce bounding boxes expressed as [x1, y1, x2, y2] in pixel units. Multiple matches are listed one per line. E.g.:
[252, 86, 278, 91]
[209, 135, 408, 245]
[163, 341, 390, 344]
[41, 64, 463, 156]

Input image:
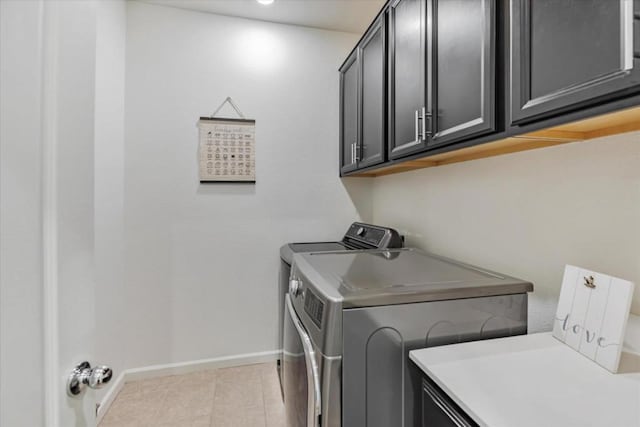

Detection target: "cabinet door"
[428, 0, 495, 148]
[359, 15, 386, 168]
[511, 0, 640, 124]
[422, 379, 477, 427]
[340, 51, 359, 174]
[388, 0, 428, 159]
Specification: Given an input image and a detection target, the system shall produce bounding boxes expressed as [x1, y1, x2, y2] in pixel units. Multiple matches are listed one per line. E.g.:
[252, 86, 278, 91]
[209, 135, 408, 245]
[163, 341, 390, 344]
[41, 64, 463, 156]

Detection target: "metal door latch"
[67, 361, 113, 397]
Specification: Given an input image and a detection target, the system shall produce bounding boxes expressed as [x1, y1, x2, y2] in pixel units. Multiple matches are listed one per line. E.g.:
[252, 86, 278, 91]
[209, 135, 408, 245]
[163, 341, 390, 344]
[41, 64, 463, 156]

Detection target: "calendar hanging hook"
[210, 96, 246, 119]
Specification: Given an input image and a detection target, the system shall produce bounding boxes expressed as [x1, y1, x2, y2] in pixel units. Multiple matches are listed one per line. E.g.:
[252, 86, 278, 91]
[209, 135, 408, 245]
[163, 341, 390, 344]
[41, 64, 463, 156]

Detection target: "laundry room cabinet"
[510, 0, 640, 124]
[347, 0, 498, 167]
[388, 0, 428, 159]
[340, 50, 360, 174]
[339, 14, 386, 174]
[427, 0, 496, 148]
[388, 0, 497, 158]
[339, 0, 640, 177]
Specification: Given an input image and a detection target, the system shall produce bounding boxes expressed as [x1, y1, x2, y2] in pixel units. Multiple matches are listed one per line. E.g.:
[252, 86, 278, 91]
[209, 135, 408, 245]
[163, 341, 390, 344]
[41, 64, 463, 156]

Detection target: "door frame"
[40, 1, 98, 425]
[42, 1, 61, 423]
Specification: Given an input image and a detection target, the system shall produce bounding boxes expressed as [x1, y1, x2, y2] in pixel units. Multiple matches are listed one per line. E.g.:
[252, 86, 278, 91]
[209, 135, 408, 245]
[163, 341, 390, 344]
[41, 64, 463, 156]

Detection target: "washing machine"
[283, 248, 533, 427]
[277, 223, 403, 393]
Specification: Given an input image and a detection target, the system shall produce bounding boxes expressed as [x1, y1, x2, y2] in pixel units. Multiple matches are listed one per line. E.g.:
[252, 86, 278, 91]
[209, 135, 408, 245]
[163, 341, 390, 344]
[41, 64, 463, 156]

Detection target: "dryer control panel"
[343, 222, 403, 249]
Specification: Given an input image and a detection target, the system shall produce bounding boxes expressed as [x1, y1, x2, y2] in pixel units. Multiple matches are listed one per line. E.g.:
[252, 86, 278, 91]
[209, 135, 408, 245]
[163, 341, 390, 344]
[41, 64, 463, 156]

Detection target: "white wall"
[122, 1, 367, 368]
[95, 0, 127, 402]
[371, 132, 640, 332]
[0, 1, 45, 425]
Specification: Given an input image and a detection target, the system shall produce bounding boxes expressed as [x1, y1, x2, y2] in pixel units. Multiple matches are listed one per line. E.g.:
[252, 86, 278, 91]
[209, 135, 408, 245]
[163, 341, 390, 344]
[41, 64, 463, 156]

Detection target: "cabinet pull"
[631, 5, 640, 59]
[633, 0, 640, 58]
[414, 110, 420, 142]
[421, 107, 432, 138]
[350, 142, 354, 164]
[354, 142, 360, 161]
[623, 0, 635, 69]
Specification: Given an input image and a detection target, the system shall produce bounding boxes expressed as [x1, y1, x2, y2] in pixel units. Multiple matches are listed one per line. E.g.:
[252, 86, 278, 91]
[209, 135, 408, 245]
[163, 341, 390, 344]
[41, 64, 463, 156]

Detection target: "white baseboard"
[96, 371, 125, 424]
[97, 350, 280, 421]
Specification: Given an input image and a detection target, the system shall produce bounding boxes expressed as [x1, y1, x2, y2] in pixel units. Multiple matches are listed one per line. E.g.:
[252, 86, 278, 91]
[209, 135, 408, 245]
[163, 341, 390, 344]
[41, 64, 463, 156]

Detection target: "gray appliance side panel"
[318, 353, 342, 427]
[279, 259, 291, 347]
[342, 294, 528, 427]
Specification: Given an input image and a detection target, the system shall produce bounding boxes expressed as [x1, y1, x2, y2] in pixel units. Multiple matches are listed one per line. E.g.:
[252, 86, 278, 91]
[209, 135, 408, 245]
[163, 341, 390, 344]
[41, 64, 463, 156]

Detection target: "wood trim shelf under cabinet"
[349, 105, 640, 177]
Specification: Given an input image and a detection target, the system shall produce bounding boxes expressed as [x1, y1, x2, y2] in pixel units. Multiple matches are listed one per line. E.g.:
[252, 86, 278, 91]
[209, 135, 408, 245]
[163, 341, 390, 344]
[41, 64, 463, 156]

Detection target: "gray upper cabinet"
[340, 0, 640, 176]
[388, 0, 496, 156]
[340, 51, 359, 174]
[340, 13, 387, 173]
[428, 0, 496, 148]
[359, 15, 387, 168]
[388, 0, 428, 159]
[510, 0, 640, 124]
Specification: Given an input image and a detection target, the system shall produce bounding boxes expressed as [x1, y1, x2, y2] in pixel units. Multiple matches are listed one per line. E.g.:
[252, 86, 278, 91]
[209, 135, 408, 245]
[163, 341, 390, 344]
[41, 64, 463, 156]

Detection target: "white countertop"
[410, 323, 640, 427]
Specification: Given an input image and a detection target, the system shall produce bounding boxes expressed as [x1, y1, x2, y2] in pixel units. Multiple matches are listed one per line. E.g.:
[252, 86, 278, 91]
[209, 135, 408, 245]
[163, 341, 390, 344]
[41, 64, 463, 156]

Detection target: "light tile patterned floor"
[99, 362, 284, 427]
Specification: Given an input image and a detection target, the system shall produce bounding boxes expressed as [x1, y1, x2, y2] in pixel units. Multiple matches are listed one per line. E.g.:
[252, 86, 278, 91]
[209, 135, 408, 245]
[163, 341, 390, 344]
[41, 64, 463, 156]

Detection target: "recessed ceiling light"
[257, 0, 274, 5]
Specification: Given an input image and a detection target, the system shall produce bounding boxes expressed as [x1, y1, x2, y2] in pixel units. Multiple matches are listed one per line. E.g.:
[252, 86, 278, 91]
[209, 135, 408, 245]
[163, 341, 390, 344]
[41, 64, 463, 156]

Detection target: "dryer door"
[283, 295, 321, 427]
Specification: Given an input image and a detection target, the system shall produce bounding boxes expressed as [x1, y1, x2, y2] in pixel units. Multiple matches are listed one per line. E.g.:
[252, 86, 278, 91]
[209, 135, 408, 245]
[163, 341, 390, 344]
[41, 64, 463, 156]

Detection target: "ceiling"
[139, 0, 387, 34]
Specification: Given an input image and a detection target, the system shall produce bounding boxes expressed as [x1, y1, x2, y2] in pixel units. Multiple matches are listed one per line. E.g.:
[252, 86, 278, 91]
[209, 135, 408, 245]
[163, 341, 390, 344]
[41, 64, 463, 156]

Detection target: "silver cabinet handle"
[286, 296, 322, 426]
[354, 141, 359, 162]
[67, 361, 113, 397]
[421, 106, 432, 138]
[633, 8, 640, 59]
[623, 0, 635, 66]
[415, 110, 420, 142]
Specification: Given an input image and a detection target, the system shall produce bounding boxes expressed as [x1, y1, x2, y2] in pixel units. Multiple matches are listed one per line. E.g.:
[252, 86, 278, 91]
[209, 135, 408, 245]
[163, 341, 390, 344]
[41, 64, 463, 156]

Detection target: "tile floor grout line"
[208, 367, 219, 427]
[259, 366, 268, 427]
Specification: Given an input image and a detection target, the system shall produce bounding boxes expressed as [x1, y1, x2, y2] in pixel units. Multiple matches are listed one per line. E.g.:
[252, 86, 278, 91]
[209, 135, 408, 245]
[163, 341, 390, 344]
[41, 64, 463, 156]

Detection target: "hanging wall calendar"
[198, 97, 256, 183]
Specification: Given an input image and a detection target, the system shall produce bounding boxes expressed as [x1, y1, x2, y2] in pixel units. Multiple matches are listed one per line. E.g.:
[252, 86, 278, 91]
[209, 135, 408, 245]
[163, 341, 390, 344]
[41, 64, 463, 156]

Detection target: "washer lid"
[294, 249, 533, 308]
[280, 242, 347, 265]
[288, 242, 348, 253]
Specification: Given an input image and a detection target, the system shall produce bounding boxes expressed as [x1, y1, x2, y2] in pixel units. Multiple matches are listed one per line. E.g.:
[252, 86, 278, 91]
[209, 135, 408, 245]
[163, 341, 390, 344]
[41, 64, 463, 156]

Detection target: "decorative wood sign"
[552, 265, 635, 373]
